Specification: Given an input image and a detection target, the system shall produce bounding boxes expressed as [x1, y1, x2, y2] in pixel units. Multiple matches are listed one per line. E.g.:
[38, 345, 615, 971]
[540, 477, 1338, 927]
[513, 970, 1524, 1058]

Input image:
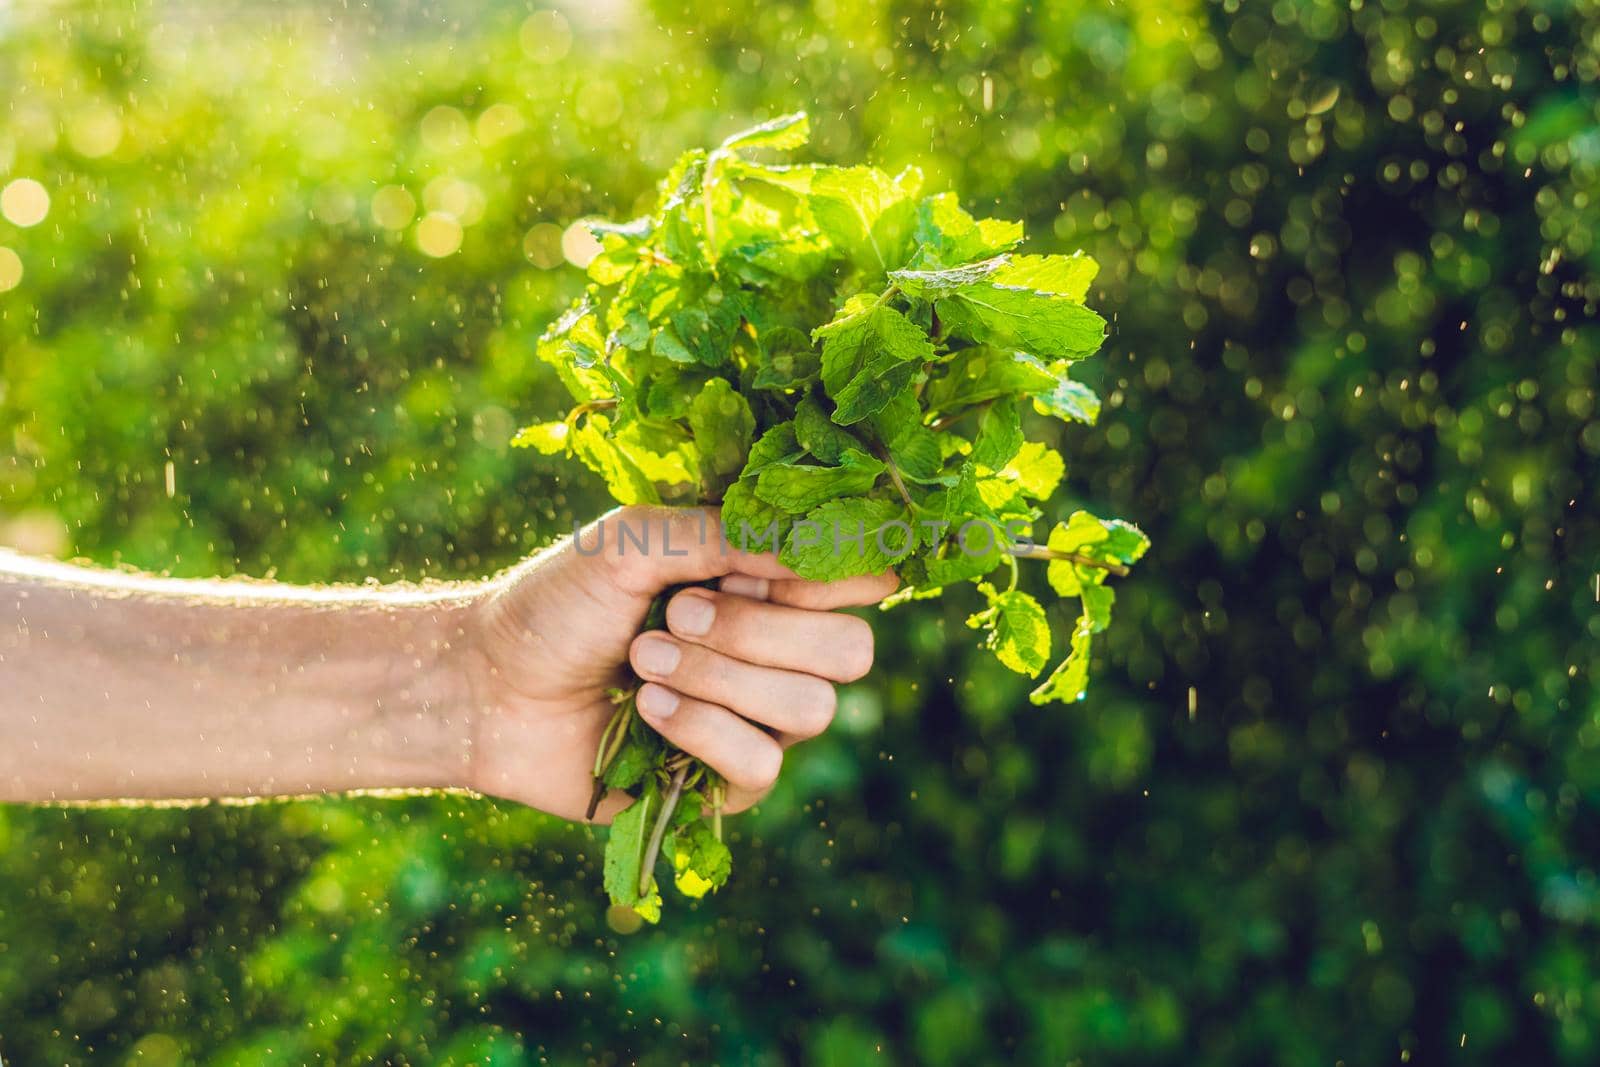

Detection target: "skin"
[0, 506, 895, 822]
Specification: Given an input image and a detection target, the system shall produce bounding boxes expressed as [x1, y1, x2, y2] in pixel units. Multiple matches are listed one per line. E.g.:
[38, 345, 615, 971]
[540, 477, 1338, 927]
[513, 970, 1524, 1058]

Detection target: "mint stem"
[640, 763, 689, 898]
[1008, 543, 1130, 577]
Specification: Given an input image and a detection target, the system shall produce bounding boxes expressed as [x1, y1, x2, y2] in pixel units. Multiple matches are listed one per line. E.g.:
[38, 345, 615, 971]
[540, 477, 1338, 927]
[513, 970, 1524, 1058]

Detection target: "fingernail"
[722, 574, 769, 600]
[637, 683, 679, 721]
[669, 592, 715, 636]
[633, 635, 680, 678]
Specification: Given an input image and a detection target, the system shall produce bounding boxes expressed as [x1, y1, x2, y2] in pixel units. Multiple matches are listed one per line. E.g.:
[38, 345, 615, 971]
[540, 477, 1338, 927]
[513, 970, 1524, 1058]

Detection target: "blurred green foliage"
[1, 0, 1598, 1063]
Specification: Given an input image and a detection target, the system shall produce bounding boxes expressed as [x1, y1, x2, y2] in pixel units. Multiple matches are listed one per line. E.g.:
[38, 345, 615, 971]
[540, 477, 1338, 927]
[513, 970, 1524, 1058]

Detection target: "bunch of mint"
[515, 113, 1147, 921]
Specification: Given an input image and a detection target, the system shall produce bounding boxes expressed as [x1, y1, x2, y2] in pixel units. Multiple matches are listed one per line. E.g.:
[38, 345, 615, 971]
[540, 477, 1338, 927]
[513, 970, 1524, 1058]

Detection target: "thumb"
[578, 506, 799, 596]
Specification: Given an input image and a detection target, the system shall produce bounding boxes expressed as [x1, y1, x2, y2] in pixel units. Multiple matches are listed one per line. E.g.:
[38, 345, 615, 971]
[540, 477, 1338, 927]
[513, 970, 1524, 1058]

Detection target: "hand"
[456, 506, 896, 822]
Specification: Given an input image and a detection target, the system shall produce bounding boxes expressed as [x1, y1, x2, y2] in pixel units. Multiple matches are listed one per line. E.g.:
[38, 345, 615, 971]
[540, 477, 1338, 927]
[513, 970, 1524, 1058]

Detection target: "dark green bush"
[1, 1, 1596, 1063]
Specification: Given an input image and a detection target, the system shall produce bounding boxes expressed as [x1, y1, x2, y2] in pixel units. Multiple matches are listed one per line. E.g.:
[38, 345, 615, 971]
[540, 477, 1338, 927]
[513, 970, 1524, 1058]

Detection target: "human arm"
[0, 506, 891, 819]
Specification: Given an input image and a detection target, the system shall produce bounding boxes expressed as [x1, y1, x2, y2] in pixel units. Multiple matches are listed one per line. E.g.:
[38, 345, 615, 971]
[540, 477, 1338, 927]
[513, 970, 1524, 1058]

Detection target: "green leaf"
[720, 111, 811, 153]
[689, 378, 755, 493]
[781, 496, 915, 580]
[1099, 520, 1153, 564]
[671, 821, 733, 898]
[992, 252, 1098, 301]
[654, 150, 710, 269]
[922, 521, 1006, 587]
[665, 283, 743, 366]
[571, 416, 660, 506]
[910, 192, 1024, 269]
[971, 399, 1022, 469]
[1051, 510, 1149, 560]
[603, 788, 663, 922]
[1044, 511, 1150, 595]
[743, 422, 803, 473]
[967, 584, 1051, 677]
[887, 427, 944, 483]
[1003, 441, 1065, 500]
[1030, 612, 1094, 705]
[807, 165, 923, 273]
[537, 295, 613, 401]
[935, 284, 1106, 360]
[924, 348, 1057, 412]
[870, 393, 944, 483]
[891, 254, 1106, 358]
[755, 448, 884, 513]
[602, 736, 652, 791]
[1033, 373, 1102, 425]
[722, 478, 789, 555]
[1081, 583, 1116, 633]
[643, 365, 709, 419]
[613, 421, 696, 487]
[815, 302, 935, 425]
[795, 396, 861, 464]
[510, 421, 570, 455]
[751, 325, 821, 389]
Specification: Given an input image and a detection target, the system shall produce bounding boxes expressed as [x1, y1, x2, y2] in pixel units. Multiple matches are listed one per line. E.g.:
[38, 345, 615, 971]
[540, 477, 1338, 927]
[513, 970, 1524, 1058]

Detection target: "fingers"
[664, 588, 874, 683]
[629, 632, 837, 740]
[719, 569, 898, 610]
[635, 683, 784, 794]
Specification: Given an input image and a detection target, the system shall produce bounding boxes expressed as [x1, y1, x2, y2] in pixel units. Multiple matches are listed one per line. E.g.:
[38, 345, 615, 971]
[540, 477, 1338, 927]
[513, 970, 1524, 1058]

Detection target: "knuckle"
[592, 505, 672, 594]
[699, 592, 746, 647]
[737, 741, 783, 793]
[837, 617, 875, 680]
[793, 678, 837, 738]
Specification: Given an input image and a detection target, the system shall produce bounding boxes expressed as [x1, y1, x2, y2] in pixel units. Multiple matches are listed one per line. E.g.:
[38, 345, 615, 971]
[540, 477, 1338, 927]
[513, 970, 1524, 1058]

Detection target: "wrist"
[361, 592, 481, 792]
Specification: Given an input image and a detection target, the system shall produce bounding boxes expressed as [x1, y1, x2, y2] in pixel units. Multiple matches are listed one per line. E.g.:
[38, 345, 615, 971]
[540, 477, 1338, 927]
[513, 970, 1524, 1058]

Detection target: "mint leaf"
[720, 111, 811, 153]
[689, 377, 755, 494]
[1034, 373, 1102, 425]
[781, 496, 914, 580]
[755, 448, 884, 513]
[795, 396, 862, 464]
[1003, 441, 1065, 500]
[572, 416, 661, 506]
[924, 348, 1057, 412]
[967, 583, 1051, 677]
[603, 788, 663, 923]
[744, 422, 803, 472]
[1030, 613, 1094, 705]
[971, 399, 1022, 469]
[870, 393, 943, 483]
[992, 252, 1098, 300]
[1081, 583, 1116, 633]
[510, 421, 570, 455]
[1044, 511, 1150, 596]
[806, 165, 922, 274]
[751, 325, 821, 389]
[722, 479, 789, 555]
[911, 192, 1023, 269]
[935, 284, 1106, 360]
[815, 302, 934, 425]
[672, 821, 733, 898]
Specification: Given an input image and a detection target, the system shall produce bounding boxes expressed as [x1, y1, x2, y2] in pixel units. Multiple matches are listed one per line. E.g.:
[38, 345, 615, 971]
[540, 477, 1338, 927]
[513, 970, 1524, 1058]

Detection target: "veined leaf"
[968, 583, 1051, 677]
[511, 421, 570, 455]
[1030, 612, 1094, 705]
[781, 496, 915, 580]
[755, 448, 885, 513]
[719, 111, 811, 153]
[815, 301, 935, 425]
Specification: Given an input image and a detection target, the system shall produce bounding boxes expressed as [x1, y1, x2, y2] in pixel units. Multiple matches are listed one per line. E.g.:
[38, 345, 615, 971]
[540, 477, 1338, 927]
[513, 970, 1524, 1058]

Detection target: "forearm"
[0, 551, 478, 802]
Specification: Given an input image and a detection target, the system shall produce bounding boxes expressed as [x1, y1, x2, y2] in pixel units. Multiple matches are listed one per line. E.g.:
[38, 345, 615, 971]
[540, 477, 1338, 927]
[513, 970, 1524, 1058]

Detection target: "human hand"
[456, 506, 895, 822]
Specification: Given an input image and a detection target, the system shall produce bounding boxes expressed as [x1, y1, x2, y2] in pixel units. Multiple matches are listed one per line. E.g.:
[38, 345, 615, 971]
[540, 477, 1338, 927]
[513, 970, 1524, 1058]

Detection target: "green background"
[2, 0, 1598, 1062]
